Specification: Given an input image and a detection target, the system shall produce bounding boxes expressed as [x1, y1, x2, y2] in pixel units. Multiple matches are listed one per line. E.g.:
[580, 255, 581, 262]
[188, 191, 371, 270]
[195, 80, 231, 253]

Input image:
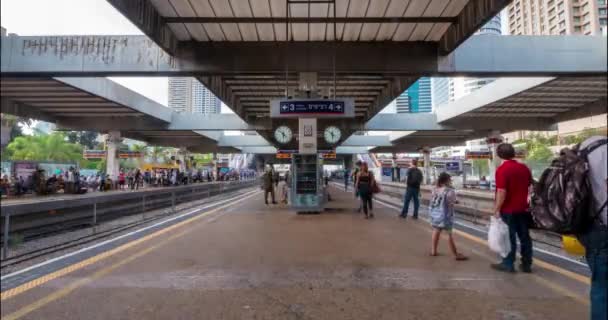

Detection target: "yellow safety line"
[372, 194, 590, 287]
[452, 229, 590, 285]
[2, 230, 185, 320]
[373, 198, 591, 305]
[0, 191, 259, 302]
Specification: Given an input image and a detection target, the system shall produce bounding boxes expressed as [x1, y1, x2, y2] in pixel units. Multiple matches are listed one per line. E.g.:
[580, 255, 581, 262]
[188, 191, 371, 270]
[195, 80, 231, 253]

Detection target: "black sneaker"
[491, 263, 515, 273]
[519, 264, 532, 273]
[412, 216, 418, 220]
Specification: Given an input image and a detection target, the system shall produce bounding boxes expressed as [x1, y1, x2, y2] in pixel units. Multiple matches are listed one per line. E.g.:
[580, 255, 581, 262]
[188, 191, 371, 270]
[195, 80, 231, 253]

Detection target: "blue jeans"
[579, 226, 608, 320]
[500, 213, 533, 269]
[401, 187, 420, 218]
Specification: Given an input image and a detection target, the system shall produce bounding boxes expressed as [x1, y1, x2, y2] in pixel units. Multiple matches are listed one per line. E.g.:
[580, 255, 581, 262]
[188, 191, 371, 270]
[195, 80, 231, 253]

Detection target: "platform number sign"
[279, 100, 345, 115]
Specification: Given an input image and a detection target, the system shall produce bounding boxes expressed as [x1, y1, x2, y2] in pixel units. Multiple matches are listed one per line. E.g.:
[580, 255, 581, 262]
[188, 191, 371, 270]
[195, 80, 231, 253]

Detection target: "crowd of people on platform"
[1, 166, 258, 197]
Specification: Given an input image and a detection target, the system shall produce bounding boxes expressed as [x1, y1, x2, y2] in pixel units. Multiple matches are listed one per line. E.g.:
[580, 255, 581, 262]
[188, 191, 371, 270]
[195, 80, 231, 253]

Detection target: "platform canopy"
[104, 0, 511, 123]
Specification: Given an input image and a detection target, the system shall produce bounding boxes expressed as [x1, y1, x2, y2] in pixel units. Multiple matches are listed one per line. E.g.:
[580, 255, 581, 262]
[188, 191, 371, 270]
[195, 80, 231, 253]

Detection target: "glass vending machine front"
[291, 154, 324, 212]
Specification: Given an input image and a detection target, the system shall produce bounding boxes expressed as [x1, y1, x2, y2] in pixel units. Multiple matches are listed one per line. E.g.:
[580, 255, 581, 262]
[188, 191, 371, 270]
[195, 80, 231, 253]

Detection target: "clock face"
[324, 126, 341, 144]
[274, 126, 293, 144]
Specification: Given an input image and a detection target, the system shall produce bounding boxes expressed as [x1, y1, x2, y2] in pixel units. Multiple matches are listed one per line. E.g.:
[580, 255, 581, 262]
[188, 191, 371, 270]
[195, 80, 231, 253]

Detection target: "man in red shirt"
[491, 143, 534, 273]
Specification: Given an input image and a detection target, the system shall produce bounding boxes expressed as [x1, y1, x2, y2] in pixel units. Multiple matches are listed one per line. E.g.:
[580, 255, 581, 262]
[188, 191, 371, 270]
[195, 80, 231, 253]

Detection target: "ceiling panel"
[392, 23, 416, 41]
[404, 0, 431, 16]
[250, 0, 272, 17]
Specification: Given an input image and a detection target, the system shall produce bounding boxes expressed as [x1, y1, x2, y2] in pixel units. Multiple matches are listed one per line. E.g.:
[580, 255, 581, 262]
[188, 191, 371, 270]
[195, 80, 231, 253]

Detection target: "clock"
[274, 125, 293, 144]
[324, 126, 341, 144]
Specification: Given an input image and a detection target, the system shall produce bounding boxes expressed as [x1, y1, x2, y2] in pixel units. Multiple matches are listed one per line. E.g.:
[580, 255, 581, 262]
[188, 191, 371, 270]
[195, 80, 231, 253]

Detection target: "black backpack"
[530, 139, 607, 234]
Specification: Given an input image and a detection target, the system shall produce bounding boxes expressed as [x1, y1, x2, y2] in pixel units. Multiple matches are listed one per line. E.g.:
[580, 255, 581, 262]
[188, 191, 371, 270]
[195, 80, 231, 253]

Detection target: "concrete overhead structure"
[0, 77, 251, 153]
[1, 0, 607, 156]
[373, 75, 607, 152]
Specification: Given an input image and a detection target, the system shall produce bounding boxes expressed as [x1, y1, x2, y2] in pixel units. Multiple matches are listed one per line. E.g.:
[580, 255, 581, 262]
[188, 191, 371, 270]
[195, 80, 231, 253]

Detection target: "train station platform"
[0, 185, 591, 319]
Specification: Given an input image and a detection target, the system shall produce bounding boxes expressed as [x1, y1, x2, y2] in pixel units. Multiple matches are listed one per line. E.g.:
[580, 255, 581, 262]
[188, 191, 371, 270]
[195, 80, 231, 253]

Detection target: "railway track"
[1, 181, 257, 267]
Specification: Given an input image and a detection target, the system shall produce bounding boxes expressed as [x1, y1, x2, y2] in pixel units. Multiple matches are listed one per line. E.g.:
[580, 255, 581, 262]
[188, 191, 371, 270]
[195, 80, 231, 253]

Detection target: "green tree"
[563, 128, 607, 145]
[146, 146, 173, 164]
[66, 131, 99, 149]
[527, 143, 554, 162]
[6, 132, 83, 162]
[471, 159, 489, 178]
[1, 114, 33, 148]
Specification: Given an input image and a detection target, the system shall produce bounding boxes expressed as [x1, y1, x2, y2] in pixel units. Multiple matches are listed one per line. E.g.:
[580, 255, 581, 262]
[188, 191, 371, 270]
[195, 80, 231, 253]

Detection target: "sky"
[0, 0, 232, 113]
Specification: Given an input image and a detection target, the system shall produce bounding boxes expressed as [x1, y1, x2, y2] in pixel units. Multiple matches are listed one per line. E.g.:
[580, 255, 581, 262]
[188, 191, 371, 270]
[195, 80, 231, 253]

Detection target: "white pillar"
[486, 131, 503, 183]
[212, 153, 218, 180]
[0, 121, 11, 150]
[422, 147, 431, 185]
[177, 147, 188, 172]
[105, 131, 122, 181]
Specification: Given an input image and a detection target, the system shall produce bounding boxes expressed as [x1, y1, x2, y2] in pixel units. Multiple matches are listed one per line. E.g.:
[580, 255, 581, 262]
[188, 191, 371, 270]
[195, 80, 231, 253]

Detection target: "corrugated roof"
[150, 0, 468, 42]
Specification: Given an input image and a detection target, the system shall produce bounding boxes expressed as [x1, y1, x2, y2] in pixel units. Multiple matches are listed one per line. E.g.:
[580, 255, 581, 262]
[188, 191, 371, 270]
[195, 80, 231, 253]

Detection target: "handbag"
[371, 178, 381, 194]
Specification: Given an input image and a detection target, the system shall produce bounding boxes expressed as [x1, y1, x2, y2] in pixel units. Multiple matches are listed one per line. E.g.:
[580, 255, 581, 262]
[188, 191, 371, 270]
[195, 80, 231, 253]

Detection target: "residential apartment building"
[168, 78, 221, 114]
[507, 0, 607, 35]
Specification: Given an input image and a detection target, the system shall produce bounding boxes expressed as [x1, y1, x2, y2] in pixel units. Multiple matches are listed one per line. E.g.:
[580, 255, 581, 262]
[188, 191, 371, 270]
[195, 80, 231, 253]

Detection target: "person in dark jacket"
[400, 159, 423, 219]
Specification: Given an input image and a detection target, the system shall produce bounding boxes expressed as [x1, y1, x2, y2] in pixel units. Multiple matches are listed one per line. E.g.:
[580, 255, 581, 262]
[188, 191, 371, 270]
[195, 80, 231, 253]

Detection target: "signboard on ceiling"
[465, 151, 492, 159]
[276, 153, 292, 159]
[83, 150, 107, 159]
[118, 151, 143, 159]
[270, 98, 355, 118]
[320, 152, 336, 159]
[515, 150, 526, 159]
[445, 161, 461, 172]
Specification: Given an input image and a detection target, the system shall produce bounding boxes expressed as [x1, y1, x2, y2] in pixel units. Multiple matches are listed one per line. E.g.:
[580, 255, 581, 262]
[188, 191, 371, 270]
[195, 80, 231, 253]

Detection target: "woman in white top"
[429, 172, 468, 261]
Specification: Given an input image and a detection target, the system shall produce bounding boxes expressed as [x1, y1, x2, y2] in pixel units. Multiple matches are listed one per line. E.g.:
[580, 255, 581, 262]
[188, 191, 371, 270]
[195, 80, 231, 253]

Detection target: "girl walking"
[355, 162, 375, 219]
[429, 172, 468, 260]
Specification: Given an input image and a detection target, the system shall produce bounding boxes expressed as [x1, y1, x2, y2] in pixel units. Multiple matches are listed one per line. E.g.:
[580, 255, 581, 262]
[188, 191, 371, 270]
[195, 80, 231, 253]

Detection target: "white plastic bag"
[488, 217, 511, 258]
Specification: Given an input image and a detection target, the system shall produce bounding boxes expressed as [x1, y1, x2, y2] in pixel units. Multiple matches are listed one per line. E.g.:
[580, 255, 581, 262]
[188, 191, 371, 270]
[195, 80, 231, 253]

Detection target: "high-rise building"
[505, 0, 607, 137]
[395, 77, 432, 113]
[168, 78, 221, 114]
[431, 77, 451, 108]
[506, 0, 607, 36]
[431, 15, 502, 110]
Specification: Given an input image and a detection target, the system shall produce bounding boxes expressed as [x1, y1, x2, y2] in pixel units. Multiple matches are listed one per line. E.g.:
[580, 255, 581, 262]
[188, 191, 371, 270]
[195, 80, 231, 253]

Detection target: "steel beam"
[439, 0, 511, 55]
[3, 35, 606, 76]
[335, 147, 371, 154]
[365, 113, 447, 131]
[106, 0, 177, 54]
[439, 36, 608, 76]
[239, 146, 278, 154]
[54, 77, 173, 122]
[165, 17, 458, 24]
[218, 135, 270, 147]
[341, 135, 392, 147]
[168, 113, 261, 131]
[436, 77, 554, 122]
[1, 98, 55, 122]
[53, 117, 166, 131]
[554, 97, 608, 123]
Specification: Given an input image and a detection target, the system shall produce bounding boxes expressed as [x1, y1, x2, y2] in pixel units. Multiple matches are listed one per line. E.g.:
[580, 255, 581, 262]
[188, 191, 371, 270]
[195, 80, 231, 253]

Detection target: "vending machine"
[290, 154, 327, 213]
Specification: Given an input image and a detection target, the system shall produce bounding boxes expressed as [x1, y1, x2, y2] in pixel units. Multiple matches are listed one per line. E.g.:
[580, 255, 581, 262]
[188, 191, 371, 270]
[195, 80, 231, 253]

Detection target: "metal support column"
[171, 192, 176, 213]
[2, 213, 10, 260]
[92, 203, 97, 225]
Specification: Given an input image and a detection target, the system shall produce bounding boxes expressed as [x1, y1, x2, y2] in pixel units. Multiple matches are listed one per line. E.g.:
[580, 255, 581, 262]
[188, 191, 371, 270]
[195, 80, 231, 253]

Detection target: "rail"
[1, 180, 257, 260]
